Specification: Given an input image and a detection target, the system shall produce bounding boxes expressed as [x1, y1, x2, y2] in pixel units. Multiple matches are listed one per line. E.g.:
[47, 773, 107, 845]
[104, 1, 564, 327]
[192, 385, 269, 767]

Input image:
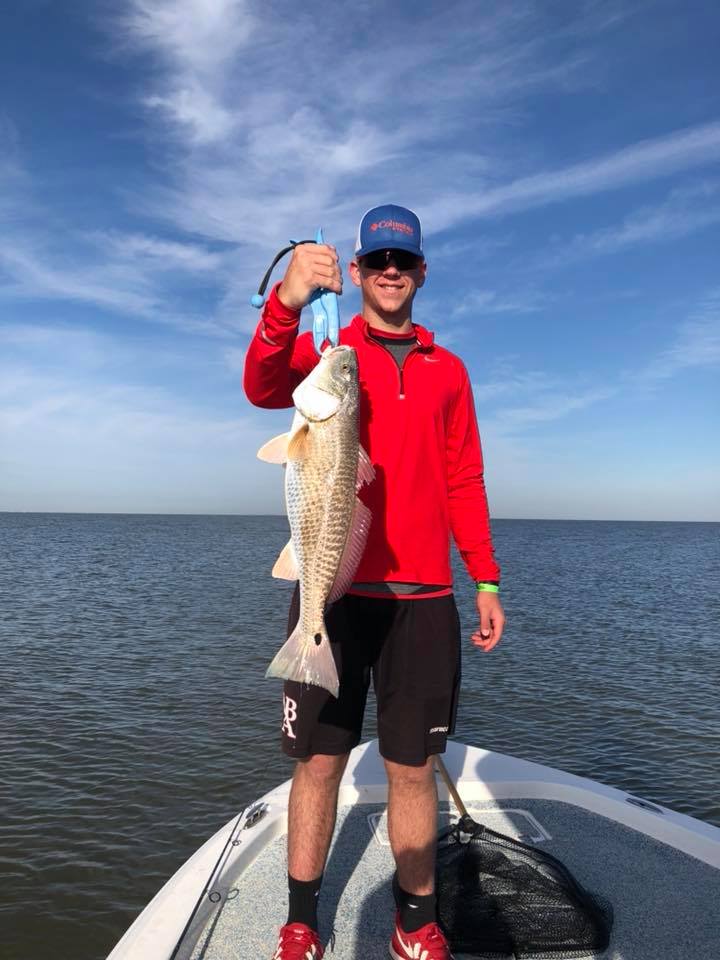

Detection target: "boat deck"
[187, 798, 720, 959]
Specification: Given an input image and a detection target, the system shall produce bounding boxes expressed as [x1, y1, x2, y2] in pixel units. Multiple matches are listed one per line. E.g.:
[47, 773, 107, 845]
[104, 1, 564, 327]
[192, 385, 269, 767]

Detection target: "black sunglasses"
[360, 248, 423, 271]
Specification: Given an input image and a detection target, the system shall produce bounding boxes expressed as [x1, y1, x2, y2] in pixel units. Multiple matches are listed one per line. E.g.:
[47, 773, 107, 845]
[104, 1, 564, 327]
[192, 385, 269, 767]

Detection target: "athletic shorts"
[280, 587, 462, 766]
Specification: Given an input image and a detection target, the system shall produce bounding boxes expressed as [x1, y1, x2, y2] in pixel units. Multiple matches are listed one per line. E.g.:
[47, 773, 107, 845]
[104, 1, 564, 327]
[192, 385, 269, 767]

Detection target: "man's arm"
[243, 284, 317, 408]
[446, 360, 505, 651]
[243, 243, 343, 408]
[446, 360, 501, 582]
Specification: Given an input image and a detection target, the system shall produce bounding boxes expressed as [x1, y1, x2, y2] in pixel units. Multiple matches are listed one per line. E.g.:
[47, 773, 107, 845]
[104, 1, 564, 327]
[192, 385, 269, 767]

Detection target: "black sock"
[287, 874, 322, 931]
[393, 873, 437, 932]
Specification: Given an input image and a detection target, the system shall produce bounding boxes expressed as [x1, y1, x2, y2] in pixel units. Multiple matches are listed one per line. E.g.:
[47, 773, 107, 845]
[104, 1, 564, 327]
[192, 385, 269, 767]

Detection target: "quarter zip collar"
[351, 314, 435, 351]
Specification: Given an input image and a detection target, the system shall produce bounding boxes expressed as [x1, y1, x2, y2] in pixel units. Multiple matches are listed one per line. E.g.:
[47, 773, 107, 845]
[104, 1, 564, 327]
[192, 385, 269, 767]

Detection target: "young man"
[243, 204, 504, 960]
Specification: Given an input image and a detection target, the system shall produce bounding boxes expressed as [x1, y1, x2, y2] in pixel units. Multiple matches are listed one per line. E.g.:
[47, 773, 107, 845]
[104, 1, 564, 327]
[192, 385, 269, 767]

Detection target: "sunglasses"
[360, 248, 423, 271]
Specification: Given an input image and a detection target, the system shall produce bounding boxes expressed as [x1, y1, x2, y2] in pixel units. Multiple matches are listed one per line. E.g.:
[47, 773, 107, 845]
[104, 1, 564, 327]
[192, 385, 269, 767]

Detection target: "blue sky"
[1, 0, 718, 519]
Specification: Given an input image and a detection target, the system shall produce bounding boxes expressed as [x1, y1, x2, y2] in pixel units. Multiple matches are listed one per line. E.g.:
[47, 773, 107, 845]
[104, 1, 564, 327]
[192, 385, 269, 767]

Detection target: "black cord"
[256, 239, 316, 299]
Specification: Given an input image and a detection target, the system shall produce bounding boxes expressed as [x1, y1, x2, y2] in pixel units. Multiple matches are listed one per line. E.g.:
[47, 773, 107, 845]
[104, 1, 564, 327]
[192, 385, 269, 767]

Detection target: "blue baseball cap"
[355, 204, 424, 259]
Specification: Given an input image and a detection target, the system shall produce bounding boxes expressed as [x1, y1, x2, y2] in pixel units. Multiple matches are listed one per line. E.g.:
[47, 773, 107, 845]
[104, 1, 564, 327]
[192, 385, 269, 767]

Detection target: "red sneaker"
[389, 913, 453, 960]
[272, 922, 324, 960]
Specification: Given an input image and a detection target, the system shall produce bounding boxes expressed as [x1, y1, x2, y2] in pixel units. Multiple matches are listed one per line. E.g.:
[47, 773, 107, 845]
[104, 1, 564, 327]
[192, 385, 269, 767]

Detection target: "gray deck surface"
[189, 800, 720, 959]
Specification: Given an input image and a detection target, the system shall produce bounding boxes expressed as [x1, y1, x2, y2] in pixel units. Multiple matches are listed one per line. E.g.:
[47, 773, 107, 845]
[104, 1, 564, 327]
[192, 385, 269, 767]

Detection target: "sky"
[1, 0, 718, 520]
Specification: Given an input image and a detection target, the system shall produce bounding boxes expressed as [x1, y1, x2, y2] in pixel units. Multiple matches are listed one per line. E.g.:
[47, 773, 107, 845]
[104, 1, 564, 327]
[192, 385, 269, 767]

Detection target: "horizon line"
[1, 511, 718, 524]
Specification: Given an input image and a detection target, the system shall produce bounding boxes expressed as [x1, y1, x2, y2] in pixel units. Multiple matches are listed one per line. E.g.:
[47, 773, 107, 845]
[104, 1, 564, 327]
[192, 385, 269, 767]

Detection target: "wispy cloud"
[8, 2, 718, 342]
[474, 364, 616, 435]
[0, 231, 236, 336]
[93, 231, 225, 271]
[474, 286, 720, 437]
[489, 386, 616, 430]
[423, 121, 720, 232]
[431, 235, 513, 262]
[537, 180, 720, 266]
[451, 287, 547, 318]
[223, 345, 246, 373]
[0, 333, 266, 512]
[472, 368, 560, 405]
[2, 246, 163, 323]
[638, 288, 720, 382]
[0, 353, 249, 440]
[120, 0, 255, 144]
[107, 0, 639, 252]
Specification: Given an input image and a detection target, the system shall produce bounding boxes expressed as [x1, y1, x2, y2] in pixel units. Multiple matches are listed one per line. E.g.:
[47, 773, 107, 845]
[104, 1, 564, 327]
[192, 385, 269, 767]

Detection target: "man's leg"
[385, 756, 453, 957]
[288, 752, 349, 880]
[385, 756, 437, 896]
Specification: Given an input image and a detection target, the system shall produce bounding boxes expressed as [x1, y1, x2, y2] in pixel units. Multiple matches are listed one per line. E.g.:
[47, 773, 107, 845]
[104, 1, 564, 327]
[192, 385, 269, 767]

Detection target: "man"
[243, 204, 504, 960]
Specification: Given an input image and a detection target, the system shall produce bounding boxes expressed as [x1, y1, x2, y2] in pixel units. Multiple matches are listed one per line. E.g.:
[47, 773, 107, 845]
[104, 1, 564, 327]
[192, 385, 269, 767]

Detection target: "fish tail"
[265, 621, 339, 698]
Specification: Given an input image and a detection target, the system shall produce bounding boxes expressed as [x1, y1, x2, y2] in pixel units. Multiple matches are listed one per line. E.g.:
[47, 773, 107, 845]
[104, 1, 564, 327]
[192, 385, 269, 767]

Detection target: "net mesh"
[436, 814, 613, 958]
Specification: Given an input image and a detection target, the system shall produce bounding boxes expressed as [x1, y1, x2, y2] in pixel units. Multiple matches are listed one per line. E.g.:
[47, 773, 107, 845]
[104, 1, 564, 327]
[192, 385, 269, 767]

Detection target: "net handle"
[434, 755, 469, 819]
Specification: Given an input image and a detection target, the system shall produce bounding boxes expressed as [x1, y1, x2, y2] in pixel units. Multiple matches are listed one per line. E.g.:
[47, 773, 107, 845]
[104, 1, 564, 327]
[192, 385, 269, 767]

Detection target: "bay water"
[2, 514, 718, 960]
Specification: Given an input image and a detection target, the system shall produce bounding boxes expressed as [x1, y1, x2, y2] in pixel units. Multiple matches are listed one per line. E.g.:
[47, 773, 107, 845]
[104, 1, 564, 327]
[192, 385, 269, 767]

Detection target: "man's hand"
[277, 243, 343, 311]
[471, 592, 505, 652]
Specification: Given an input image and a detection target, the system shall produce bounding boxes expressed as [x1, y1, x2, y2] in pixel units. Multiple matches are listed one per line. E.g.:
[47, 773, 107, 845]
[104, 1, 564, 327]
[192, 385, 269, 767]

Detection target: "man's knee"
[295, 752, 349, 786]
[384, 755, 435, 786]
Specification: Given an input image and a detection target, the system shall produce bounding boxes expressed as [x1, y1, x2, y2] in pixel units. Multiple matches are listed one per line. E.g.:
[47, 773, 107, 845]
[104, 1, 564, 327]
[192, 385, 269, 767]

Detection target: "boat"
[107, 738, 720, 959]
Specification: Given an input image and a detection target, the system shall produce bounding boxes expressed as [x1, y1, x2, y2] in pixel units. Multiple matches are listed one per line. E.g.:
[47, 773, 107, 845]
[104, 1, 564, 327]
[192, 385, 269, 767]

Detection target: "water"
[2, 514, 718, 960]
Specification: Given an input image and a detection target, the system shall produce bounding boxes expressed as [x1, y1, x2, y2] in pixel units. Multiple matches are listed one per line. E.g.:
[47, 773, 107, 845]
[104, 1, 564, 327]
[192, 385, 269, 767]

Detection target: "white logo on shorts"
[282, 694, 298, 739]
[428, 725, 448, 734]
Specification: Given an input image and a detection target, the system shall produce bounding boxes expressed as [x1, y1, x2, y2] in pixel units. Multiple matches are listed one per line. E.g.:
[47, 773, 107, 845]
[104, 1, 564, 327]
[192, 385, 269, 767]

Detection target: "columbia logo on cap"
[369, 219, 415, 236]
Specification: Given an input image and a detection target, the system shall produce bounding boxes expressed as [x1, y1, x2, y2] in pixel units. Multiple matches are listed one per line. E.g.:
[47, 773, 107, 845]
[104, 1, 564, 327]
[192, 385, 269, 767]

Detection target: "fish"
[256, 344, 375, 697]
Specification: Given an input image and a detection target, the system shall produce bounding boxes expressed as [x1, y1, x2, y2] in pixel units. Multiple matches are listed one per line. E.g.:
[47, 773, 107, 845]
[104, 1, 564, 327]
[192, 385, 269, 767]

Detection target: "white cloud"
[490, 386, 615, 429]
[0, 359, 265, 512]
[122, 0, 255, 143]
[431, 235, 512, 262]
[583, 182, 720, 252]
[451, 288, 547, 318]
[0, 232, 237, 337]
[144, 84, 236, 145]
[223, 346, 247, 373]
[537, 180, 720, 266]
[473, 287, 720, 439]
[639, 289, 720, 382]
[422, 121, 720, 233]
[8, 1, 714, 346]
[473, 369, 559, 405]
[124, 0, 254, 73]
[0, 242, 159, 316]
[475, 370, 616, 435]
[93, 230, 224, 271]
[107, 0, 646, 253]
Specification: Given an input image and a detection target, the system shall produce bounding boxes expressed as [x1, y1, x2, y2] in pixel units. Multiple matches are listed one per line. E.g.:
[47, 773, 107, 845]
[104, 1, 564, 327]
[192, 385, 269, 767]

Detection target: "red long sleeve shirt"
[243, 285, 501, 591]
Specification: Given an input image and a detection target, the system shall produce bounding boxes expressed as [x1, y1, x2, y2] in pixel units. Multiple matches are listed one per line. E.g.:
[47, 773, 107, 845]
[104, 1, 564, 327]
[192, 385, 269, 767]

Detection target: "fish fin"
[356, 445, 376, 491]
[292, 381, 341, 422]
[271, 540, 299, 580]
[266, 621, 339, 698]
[286, 421, 310, 460]
[256, 433, 289, 464]
[327, 498, 372, 604]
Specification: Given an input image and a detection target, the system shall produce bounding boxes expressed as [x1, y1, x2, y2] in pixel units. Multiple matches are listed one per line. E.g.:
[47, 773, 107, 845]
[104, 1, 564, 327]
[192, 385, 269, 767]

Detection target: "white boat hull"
[108, 739, 720, 960]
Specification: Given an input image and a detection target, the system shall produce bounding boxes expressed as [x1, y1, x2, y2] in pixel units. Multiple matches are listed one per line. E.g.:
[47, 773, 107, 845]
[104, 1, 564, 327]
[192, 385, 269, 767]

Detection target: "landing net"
[436, 814, 613, 958]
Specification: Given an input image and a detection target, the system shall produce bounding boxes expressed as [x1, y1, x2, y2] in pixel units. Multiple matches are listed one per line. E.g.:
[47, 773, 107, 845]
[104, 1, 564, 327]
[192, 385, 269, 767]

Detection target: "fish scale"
[290, 408, 359, 640]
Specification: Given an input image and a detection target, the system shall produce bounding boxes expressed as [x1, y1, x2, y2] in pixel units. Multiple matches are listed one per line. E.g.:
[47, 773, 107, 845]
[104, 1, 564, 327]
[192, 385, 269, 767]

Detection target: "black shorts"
[280, 587, 461, 766]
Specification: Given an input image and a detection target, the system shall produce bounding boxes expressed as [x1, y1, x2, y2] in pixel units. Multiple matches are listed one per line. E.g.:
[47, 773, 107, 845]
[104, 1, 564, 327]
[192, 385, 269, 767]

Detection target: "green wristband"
[476, 582, 499, 593]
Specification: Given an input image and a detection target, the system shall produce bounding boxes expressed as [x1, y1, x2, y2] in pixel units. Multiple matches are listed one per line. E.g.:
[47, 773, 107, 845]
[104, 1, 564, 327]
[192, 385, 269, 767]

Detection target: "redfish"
[257, 345, 375, 697]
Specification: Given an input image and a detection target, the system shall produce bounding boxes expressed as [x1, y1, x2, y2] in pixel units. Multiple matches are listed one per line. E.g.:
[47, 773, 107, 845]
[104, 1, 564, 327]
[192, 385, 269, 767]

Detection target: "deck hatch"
[367, 806, 551, 846]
